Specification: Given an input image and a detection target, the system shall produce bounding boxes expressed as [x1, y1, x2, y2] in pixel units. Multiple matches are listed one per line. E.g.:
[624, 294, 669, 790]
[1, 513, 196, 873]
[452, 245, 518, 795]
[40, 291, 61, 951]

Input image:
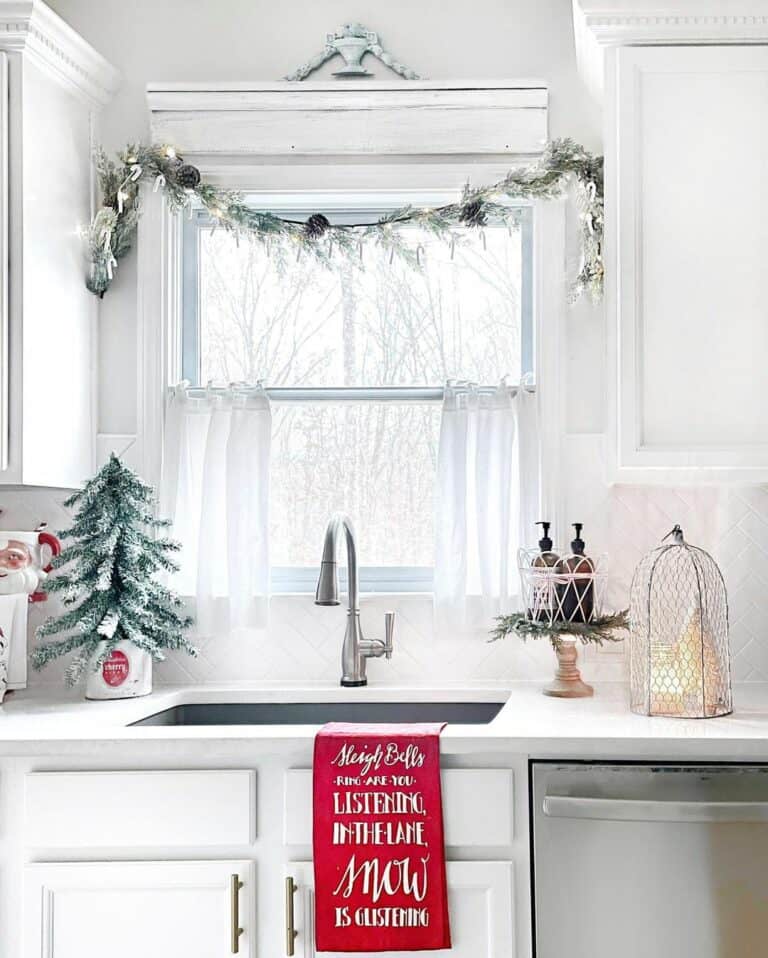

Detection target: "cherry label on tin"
[102, 649, 129, 687]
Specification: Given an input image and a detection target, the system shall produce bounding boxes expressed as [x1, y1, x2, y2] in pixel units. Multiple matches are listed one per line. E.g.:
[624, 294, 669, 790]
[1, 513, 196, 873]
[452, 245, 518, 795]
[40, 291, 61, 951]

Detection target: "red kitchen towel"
[313, 723, 451, 952]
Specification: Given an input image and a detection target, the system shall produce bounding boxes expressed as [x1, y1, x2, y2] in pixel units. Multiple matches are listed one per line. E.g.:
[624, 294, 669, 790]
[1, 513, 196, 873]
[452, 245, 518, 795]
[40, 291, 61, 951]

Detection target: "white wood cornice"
[147, 79, 548, 161]
[0, 0, 119, 106]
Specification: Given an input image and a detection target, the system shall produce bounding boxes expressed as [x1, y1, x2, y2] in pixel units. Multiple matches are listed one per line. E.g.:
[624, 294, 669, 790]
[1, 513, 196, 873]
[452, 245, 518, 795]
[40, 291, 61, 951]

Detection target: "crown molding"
[574, 1, 768, 45]
[572, 1, 768, 100]
[0, 0, 119, 106]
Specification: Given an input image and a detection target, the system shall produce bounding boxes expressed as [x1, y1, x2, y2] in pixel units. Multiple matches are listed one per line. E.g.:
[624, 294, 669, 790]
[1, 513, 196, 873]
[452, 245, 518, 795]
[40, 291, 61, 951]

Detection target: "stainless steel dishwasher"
[532, 763, 768, 958]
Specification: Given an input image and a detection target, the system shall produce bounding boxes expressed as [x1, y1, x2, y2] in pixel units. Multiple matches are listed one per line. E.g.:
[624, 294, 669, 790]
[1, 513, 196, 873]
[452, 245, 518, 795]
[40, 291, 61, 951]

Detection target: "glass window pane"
[270, 402, 440, 568]
[197, 224, 523, 387]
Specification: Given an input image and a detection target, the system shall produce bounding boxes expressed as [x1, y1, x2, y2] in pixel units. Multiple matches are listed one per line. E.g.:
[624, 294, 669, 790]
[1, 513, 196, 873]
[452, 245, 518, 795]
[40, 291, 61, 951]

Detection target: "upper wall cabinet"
[0, 0, 118, 487]
[575, 2, 768, 482]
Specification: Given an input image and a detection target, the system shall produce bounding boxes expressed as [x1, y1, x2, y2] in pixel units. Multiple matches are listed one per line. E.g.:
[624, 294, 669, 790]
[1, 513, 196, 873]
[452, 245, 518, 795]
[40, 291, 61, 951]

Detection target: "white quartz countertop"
[2, 681, 768, 760]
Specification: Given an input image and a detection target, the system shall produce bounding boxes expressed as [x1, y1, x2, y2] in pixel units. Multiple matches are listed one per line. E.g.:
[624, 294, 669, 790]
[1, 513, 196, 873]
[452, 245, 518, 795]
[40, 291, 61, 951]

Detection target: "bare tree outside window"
[194, 223, 525, 572]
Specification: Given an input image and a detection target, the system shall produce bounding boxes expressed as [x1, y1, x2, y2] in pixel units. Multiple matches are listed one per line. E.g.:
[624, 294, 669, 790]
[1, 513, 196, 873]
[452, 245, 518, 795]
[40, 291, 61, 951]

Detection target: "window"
[182, 195, 534, 591]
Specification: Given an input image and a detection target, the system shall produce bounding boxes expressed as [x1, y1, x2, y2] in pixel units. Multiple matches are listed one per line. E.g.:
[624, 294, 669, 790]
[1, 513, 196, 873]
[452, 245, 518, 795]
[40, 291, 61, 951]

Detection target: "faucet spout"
[315, 514, 358, 610]
[314, 513, 393, 687]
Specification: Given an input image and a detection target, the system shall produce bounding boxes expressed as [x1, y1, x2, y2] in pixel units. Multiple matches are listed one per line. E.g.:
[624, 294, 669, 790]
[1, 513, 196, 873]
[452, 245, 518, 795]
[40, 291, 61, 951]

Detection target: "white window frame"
[137, 188, 566, 590]
[136, 82, 567, 592]
[180, 193, 536, 387]
[178, 193, 536, 592]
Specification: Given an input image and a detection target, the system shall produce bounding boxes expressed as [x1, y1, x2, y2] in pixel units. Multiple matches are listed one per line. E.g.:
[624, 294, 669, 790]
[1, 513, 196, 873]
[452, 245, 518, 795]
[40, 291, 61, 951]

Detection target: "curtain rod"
[176, 384, 536, 402]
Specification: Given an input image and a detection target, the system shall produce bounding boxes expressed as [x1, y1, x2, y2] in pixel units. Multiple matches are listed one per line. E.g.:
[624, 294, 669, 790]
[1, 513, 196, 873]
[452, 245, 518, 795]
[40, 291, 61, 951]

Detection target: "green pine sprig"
[489, 610, 628, 651]
[32, 454, 196, 686]
[85, 138, 604, 302]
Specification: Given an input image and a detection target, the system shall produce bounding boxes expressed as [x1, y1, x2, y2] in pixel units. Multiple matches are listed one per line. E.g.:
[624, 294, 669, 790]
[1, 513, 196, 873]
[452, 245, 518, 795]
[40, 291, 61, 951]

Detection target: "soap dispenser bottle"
[557, 523, 595, 623]
[530, 521, 559, 621]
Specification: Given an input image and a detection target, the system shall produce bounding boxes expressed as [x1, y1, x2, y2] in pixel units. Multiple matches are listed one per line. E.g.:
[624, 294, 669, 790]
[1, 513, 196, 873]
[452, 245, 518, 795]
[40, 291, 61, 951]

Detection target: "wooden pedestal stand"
[544, 638, 593, 698]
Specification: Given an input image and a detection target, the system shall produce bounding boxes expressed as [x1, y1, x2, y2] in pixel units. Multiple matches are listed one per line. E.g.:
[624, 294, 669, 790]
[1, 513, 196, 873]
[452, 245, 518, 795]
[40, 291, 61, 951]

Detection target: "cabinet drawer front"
[284, 768, 513, 847]
[25, 770, 255, 848]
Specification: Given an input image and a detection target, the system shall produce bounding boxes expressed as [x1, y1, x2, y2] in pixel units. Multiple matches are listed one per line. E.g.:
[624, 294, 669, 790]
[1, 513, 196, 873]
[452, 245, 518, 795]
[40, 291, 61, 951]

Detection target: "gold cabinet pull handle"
[285, 875, 298, 956]
[231, 873, 244, 954]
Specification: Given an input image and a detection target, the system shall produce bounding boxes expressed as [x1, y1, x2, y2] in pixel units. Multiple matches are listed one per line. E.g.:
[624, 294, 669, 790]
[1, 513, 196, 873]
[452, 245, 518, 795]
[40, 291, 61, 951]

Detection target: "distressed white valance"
[147, 80, 548, 162]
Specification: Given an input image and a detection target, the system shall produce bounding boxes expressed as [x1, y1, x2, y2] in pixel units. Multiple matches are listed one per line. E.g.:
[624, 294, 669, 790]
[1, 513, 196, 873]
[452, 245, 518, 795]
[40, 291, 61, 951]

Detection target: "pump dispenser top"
[530, 521, 559, 621]
[571, 523, 585, 555]
[537, 521, 554, 552]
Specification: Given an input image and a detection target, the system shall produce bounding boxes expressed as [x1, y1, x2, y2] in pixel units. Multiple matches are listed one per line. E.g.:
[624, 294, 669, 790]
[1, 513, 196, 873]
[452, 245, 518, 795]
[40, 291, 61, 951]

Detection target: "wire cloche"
[629, 525, 731, 718]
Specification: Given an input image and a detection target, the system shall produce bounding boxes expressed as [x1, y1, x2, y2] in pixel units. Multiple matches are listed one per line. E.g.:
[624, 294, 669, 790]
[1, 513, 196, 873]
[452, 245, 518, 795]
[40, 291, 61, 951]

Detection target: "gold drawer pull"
[231, 873, 244, 954]
[286, 875, 298, 956]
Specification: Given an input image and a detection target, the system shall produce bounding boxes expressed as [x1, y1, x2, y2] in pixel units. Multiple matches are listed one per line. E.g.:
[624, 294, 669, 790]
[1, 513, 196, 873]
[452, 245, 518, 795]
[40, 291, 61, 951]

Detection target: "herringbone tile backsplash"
[563, 436, 768, 684]
[5, 445, 768, 688]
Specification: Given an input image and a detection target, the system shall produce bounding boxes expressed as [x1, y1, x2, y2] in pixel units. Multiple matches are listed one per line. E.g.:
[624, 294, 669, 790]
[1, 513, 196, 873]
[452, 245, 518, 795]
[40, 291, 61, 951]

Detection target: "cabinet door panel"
[25, 861, 254, 958]
[286, 861, 514, 957]
[613, 45, 768, 480]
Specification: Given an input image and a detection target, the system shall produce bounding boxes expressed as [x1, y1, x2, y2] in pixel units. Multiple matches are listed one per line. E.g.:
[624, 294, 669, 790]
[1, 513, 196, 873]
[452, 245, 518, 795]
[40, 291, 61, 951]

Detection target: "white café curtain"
[160, 383, 272, 635]
[433, 381, 539, 629]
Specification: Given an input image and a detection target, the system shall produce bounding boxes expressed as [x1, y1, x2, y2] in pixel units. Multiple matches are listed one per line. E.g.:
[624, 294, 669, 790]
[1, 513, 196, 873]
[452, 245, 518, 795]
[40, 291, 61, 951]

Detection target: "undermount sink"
[130, 701, 504, 727]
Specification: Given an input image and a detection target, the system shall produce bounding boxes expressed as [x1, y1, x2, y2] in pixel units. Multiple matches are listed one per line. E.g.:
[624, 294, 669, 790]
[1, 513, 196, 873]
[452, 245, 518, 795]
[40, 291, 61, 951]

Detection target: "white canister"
[85, 641, 152, 700]
[0, 626, 8, 704]
[0, 594, 28, 689]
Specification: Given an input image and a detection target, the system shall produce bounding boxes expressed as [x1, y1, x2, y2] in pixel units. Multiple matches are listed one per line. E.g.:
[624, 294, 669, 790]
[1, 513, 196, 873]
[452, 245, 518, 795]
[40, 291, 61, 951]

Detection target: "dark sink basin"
[130, 701, 504, 727]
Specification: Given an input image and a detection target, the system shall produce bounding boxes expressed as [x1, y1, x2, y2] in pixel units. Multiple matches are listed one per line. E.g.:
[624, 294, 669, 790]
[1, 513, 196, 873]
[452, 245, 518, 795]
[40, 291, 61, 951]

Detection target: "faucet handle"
[384, 611, 395, 660]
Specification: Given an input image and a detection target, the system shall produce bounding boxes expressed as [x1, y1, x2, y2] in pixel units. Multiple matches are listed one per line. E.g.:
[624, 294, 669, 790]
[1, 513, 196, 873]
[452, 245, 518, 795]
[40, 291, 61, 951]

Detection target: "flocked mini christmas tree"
[32, 454, 196, 685]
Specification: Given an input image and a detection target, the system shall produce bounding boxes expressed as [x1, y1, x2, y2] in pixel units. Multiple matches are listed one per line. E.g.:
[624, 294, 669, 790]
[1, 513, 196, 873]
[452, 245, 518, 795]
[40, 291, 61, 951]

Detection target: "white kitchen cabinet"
[285, 860, 515, 957]
[14, 761, 524, 957]
[608, 43, 768, 482]
[573, 2, 768, 483]
[24, 860, 255, 958]
[0, 0, 118, 486]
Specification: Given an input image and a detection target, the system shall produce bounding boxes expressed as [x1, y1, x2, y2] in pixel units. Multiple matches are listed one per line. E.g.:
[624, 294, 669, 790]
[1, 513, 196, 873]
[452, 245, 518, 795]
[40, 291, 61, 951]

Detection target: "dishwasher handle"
[543, 795, 768, 824]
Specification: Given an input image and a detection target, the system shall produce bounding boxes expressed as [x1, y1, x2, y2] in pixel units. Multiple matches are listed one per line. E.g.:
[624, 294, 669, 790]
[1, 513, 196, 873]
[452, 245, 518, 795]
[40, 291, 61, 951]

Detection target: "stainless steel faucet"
[315, 513, 394, 687]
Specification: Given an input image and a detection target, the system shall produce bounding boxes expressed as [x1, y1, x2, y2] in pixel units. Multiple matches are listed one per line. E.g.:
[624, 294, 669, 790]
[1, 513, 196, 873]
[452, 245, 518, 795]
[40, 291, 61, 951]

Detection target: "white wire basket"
[517, 548, 609, 627]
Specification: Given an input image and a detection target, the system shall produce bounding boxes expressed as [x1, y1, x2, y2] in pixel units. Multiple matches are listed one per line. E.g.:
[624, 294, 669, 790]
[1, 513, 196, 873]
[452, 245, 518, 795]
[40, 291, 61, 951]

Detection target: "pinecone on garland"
[459, 199, 487, 228]
[304, 213, 332, 239]
[176, 164, 201, 190]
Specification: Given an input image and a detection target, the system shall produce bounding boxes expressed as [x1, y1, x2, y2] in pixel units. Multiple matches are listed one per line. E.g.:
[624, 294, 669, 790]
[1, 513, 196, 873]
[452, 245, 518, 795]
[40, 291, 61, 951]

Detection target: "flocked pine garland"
[32, 454, 196, 686]
[84, 138, 604, 301]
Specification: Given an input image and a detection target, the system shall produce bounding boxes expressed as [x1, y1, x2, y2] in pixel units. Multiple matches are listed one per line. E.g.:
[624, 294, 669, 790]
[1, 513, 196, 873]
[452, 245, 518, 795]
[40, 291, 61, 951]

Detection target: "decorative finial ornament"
[285, 24, 422, 81]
